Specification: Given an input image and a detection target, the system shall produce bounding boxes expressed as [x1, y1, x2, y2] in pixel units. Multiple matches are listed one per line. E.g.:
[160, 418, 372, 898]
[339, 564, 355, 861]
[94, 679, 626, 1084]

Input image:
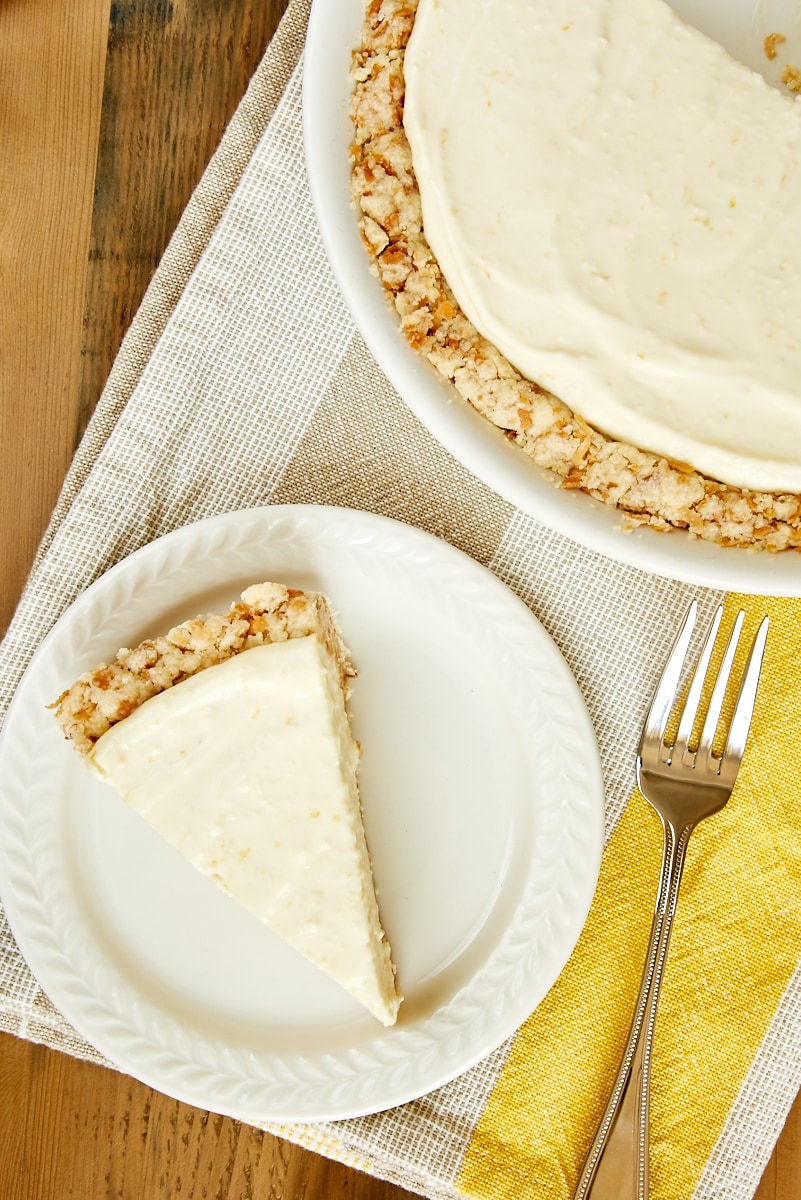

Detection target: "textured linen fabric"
[1, 2, 800, 1198]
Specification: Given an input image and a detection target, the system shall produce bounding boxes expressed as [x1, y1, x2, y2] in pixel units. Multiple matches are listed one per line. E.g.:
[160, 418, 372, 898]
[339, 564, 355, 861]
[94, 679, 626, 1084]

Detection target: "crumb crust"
[52, 583, 356, 754]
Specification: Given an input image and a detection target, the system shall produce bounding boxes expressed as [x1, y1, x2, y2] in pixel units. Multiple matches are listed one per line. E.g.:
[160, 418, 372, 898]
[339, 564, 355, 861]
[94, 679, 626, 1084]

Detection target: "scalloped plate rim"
[0, 504, 604, 1121]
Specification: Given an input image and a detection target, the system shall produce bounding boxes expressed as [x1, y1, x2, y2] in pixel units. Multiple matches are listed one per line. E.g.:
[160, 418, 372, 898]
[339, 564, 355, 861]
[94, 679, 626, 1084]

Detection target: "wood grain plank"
[76, 0, 288, 441]
[776, 1093, 801, 1200]
[0, 0, 110, 635]
[0, 1033, 418, 1200]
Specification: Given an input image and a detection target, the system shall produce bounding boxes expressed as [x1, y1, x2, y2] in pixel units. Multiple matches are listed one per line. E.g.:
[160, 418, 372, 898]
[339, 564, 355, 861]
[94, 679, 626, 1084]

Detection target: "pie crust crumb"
[51, 584, 356, 754]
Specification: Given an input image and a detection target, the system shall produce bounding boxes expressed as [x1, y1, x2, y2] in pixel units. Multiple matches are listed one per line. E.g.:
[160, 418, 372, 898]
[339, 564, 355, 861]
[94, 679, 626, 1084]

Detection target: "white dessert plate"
[303, 0, 801, 595]
[0, 505, 604, 1122]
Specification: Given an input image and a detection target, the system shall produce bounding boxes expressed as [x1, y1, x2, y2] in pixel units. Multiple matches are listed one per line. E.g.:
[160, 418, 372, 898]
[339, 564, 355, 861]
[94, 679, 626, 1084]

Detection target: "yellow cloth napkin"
[459, 594, 801, 1199]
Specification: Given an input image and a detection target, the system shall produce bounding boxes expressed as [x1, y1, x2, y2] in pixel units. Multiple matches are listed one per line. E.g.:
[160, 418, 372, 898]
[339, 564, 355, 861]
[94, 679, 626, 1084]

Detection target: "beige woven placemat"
[2, 3, 801, 1197]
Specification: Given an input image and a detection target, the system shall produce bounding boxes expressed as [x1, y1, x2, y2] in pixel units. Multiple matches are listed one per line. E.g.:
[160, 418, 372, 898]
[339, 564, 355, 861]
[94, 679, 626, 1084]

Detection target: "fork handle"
[573, 819, 693, 1200]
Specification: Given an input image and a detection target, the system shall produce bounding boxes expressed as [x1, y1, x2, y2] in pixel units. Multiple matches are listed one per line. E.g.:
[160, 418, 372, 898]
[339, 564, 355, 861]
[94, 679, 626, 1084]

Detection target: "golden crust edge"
[51, 582, 356, 756]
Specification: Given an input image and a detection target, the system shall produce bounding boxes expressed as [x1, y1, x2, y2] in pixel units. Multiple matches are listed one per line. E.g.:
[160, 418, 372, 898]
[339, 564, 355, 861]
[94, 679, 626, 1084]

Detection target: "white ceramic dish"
[302, 0, 801, 595]
[0, 505, 604, 1122]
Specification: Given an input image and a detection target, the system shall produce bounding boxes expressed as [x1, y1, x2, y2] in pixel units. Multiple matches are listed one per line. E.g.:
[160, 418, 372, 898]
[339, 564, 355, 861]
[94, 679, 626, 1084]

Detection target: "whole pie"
[349, 0, 801, 551]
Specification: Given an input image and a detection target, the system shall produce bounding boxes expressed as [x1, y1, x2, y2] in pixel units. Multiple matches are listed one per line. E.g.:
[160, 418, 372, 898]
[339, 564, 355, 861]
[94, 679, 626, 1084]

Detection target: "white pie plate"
[0, 505, 603, 1122]
[303, 0, 801, 595]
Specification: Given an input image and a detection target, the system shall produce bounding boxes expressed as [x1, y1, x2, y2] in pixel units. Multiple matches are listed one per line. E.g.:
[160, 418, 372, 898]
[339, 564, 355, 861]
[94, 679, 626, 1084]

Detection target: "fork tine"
[720, 615, 770, 772]
[697, 609, 745, 765]
[674, 604, 723, 760]
[641, 600, 697, 748]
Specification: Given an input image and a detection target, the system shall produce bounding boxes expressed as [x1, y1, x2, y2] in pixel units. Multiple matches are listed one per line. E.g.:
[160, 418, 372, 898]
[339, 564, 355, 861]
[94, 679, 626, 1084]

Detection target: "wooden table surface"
[0, 1, 799, 1196]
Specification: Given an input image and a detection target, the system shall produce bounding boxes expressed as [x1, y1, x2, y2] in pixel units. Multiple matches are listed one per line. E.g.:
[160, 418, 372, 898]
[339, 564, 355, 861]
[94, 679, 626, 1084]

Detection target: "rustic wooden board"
[0, 0, 109, 635]
[0, 1032, 415, 1199]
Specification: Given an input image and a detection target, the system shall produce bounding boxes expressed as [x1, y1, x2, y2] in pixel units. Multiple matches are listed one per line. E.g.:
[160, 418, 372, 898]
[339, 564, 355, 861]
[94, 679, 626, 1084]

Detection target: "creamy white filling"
[90, 638, 400, 1026]
[403, 0, 801, 492]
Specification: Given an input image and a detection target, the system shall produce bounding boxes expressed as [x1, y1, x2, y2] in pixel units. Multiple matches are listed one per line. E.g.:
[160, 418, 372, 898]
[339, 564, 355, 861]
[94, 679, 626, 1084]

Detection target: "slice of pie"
[52, 582, 402, 1026]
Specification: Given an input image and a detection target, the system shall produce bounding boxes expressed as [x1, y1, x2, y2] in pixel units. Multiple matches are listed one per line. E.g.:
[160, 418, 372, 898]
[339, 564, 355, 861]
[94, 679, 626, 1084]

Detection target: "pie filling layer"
[403, 0, 801, 493]
[89, 636, 401, 1027]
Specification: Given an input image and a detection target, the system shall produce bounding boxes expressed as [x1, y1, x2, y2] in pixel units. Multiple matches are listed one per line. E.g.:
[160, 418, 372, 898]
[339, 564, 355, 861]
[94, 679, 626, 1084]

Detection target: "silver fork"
[574, 600, 770, 1200]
